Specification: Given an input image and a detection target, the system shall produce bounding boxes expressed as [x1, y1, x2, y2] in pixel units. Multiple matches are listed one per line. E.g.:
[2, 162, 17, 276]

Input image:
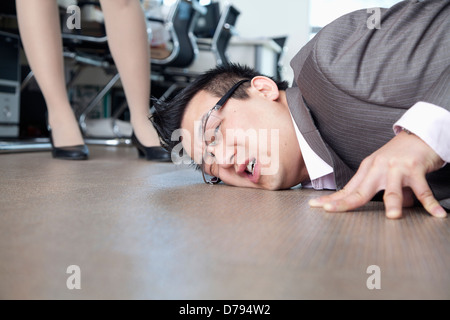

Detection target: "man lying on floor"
[151, 0, 450, 219]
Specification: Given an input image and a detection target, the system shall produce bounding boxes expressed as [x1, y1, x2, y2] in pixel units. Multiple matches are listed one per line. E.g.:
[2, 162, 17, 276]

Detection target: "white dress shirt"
[290, 114, 336, 190]
[290, 101, 450, 190]
[394, 102, 450, 163]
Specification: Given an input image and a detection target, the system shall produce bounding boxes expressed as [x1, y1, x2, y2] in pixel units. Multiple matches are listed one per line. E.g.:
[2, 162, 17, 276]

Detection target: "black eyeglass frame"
[201, 79, 251, 185]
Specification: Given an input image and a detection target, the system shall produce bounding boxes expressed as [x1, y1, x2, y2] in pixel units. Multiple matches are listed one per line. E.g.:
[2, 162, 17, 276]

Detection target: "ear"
[251, 76, 280, 101]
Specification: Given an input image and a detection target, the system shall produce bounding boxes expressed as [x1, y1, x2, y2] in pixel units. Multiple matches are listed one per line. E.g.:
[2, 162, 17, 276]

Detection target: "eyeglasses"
[201, 79, 250, 185]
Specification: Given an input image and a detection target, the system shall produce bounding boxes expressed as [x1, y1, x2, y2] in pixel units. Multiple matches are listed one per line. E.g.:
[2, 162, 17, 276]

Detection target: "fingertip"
[323, 202, 337, 212]
[386, 209, 403, 219]
[431, 206, 447, 219]
[309, 198, 323, 207]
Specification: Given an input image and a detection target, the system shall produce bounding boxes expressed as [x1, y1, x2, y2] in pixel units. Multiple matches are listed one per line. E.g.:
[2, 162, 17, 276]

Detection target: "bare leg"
[15, 0, 84, 147]
[99, 0, 160, 147]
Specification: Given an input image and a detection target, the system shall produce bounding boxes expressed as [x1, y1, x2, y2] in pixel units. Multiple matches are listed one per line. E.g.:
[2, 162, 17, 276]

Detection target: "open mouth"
[236, 158, 260, 184]
[245, 158, 256, 176]
[239, 158, 260, 184]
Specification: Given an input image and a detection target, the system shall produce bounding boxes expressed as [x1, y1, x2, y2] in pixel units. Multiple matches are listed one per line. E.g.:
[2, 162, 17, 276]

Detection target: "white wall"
[217, 0, 310, 82]
[310, 0, 401, 28]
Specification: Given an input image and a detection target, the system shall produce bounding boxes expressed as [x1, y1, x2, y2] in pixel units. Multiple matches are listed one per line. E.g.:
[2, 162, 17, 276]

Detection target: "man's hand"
[309, 131, 447, 219]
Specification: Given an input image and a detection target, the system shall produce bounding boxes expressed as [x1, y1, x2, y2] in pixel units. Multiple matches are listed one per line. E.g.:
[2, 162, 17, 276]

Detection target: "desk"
[228, 37, 282, 78]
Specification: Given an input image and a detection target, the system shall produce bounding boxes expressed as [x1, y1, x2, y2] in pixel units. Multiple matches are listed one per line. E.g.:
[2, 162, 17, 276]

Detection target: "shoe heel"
[136, 146, 145, 158]
[131, 132, 170, 162]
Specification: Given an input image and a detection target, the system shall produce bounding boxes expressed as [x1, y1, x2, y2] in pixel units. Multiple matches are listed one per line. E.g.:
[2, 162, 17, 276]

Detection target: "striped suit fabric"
[287, 0, 450, 208]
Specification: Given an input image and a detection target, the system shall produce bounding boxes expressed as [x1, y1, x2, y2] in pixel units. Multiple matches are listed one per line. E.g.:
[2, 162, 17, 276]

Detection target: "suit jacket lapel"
[286, 87, 354, 189]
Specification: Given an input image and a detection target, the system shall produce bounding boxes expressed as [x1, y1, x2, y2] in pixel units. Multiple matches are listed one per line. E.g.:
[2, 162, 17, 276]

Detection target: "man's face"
[180, 77, 306, 190]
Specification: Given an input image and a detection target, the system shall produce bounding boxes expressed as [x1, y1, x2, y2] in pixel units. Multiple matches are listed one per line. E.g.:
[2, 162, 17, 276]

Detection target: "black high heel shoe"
[131, 132, 170, 162]
[48, 128, 89, 160]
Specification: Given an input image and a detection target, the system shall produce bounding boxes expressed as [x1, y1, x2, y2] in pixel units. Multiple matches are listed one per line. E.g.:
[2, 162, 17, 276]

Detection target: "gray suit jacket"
[286, 0, 450, 208]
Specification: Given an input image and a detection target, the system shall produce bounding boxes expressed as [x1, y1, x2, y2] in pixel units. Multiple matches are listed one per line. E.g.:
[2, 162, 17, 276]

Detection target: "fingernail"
[309, 198, 323, 207]
[433, 206, 447, 218]
[323, 202, 336, 211]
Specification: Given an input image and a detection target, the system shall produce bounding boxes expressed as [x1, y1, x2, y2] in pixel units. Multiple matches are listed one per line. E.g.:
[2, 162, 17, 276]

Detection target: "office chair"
[2, 0, 204, 143]
[211, 4, 240, 66]
[61, 0, 205, 141]
[155, 3, 241, 103]
[271, 36, 288, 81]
[148, 0, 207, 102]
[193, 1, 220, 39]
[151, 0, 206, 70]
[196, 4, 241, 66]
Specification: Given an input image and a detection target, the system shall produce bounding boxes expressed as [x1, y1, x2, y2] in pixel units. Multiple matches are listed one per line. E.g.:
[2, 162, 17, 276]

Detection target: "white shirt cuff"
[394, 102, 450, 163]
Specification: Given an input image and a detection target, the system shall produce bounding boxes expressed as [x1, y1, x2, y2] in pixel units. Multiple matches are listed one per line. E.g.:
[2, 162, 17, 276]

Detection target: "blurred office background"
[0, 0, 401, 142]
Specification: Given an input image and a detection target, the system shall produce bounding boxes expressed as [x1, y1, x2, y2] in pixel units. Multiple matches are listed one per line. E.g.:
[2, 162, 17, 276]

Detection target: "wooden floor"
[0, 145, 449, 299]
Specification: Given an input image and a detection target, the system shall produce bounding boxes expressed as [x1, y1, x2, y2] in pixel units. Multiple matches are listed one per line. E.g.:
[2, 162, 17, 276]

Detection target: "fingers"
[383, 165, 446, 218]
[409, 175, 447, 218]
[309, 163, 380, 213]
[383, 168, 404, 219]
[322, 189, 373, 212]
[309, 165, 447, 219]
[308, 132, 446, 218]
[309, 159, 372, 207]
[308, 189, 347, 208]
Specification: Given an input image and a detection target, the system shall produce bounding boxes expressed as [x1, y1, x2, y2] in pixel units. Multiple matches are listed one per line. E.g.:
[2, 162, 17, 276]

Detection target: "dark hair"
[150, 63, 289, 155]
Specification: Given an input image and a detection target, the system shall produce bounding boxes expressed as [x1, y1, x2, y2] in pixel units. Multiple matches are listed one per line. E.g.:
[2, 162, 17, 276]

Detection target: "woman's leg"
[15, 0, 84, 147]
[99, 0, 160, 147]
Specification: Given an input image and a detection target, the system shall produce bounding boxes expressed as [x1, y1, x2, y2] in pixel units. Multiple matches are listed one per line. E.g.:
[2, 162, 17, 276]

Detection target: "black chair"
[194, 1, 220, 39]
[150, 3, 241, 104]
[0, 0, 17, 23]
[149, 0, 208, 102]
[271, 36, 288, 81]
[210, 4, 240, 66]
[0, 0, 206, 143]
[155, 2, 241, 100]
[151, 0, 206, 70]
[196, 4, 241, 66]
[62, 0, 205, 140]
